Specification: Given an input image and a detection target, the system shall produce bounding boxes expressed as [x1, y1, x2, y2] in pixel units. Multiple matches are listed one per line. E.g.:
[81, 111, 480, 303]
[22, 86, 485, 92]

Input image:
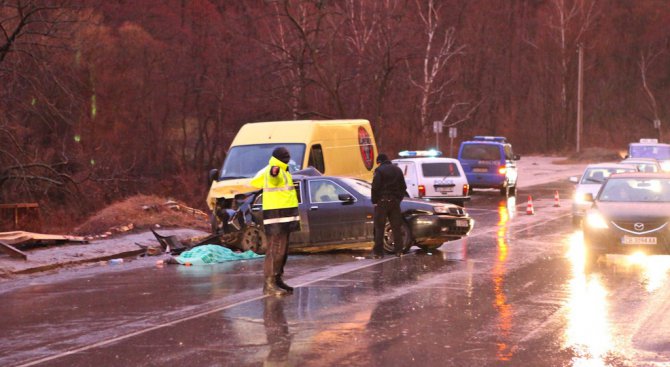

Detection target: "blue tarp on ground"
[174, 245, 264, 265]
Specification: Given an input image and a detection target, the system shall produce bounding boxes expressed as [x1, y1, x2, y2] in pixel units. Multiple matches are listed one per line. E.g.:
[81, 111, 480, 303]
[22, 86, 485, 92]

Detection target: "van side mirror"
[209, 169, 219, 185]
[569, 176, 579, 183]
[338, 193, 355, 203]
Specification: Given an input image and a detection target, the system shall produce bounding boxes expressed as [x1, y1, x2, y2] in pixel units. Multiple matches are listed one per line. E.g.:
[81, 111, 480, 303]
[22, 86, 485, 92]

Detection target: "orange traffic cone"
[553, 191, 560, 207]
[526, 195, 535, 215]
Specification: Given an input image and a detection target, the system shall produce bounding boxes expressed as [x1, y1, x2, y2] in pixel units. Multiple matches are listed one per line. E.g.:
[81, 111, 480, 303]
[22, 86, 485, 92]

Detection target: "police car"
[392, 150, 470, 207]
[457, 136, 520, 196]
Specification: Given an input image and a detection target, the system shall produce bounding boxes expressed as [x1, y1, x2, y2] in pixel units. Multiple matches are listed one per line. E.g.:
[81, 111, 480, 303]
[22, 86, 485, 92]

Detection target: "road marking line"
[14, 256, 395, 367]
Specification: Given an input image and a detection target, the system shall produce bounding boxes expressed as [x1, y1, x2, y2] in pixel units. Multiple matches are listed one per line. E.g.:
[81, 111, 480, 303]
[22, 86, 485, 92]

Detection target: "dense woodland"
[1, 0, 670, 227]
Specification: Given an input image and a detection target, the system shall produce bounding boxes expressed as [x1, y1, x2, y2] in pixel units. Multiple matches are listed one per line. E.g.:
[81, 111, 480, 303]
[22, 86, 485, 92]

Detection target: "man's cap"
[376, 153, 388, 164]
[272, 147, 291, 164]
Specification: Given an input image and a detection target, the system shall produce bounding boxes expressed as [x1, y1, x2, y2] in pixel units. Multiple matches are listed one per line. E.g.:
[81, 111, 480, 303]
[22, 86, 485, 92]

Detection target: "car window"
[580, 167, 634, 184]
[308, 179, 351, 203]
[421, 162, 460, 177]
[307, 144, 325, 174]
[504, 145, 514, 159]
[461, 144, 501, 160]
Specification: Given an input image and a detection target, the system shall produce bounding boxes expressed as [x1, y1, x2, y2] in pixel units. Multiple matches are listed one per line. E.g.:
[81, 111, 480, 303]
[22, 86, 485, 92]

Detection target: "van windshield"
[219, 144, 306, 180]
[460, 144, 501, 160]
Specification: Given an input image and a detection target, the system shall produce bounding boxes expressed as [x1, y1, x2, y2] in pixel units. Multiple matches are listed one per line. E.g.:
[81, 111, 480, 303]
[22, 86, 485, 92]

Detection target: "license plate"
[473, 168, 488, 173]
[456, 219, 469, 227]
[621, 236, 657, 245]
[437, 187, 454, 193]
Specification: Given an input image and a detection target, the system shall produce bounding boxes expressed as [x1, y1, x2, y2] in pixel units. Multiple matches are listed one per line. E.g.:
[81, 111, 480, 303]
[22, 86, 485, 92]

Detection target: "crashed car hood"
[206, 178, 256, 209]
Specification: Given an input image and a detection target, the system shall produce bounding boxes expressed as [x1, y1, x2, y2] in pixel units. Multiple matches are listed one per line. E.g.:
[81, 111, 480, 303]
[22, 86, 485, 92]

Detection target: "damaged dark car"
[211, 168, 474, 254]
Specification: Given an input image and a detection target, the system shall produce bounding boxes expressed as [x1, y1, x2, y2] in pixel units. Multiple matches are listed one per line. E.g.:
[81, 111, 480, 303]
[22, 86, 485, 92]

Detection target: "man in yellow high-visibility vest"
[251, 147, 300, 296]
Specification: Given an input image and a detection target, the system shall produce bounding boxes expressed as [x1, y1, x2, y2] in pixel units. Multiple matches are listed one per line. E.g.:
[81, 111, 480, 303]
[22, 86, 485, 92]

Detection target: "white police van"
[627, 138, 670, 172]
[392, 150, 470, 207]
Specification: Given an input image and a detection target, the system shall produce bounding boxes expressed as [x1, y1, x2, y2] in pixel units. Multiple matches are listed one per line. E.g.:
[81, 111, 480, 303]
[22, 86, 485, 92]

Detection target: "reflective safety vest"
[250, 156, 299, 226]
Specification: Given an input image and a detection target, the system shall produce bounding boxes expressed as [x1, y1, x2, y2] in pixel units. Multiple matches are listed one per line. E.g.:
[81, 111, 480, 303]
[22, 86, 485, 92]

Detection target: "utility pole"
[576, 45, 584, 153]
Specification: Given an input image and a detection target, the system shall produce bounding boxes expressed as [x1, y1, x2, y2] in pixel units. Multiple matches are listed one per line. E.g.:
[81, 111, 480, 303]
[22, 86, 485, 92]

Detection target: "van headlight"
[586, 212, 608, 229]
[661, 160, 670, 172]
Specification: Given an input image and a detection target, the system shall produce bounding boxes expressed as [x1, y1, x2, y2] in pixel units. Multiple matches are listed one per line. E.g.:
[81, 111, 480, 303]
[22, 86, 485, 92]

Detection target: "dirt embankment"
[73, 195, 210, 237]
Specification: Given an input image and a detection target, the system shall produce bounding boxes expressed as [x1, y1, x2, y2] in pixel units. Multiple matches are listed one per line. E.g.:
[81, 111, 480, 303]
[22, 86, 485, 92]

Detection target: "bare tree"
[0, 1, 88, 207]
[639, 46, 665, 142]
[408, 0, 465, 147]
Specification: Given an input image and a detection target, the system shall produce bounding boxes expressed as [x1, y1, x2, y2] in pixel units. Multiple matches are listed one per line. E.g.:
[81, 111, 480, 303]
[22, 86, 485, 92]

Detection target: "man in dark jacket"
[371, 153, 407, 258]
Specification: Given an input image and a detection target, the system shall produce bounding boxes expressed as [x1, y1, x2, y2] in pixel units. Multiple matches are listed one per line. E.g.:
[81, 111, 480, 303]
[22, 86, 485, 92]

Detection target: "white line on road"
[14, 257, 396, 367]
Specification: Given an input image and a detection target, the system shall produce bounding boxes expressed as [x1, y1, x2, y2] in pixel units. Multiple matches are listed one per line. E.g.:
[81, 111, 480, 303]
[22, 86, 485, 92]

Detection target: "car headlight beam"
[585, 212, 609, 229]
[434, 205, 449, 214]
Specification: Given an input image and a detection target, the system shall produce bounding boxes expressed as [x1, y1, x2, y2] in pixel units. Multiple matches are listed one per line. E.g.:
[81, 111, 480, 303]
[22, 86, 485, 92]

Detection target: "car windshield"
[341, 178, 372, 197]
[219, 144, 305, 179]
[421, 162, 461, 177]
[580, 167, 634, 184]
[622, 161, 660, 173]
[460, 144, 501, 160]
[599, 178, 670, 202]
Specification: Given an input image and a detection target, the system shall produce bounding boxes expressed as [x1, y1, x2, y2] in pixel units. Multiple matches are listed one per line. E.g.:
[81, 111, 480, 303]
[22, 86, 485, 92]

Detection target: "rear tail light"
[418, 184, 426, 197]
[498, 166, 507, 175]
[463, 184, 469, 196]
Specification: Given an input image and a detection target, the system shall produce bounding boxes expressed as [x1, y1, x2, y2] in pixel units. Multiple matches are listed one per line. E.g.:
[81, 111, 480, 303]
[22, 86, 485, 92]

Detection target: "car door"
[306, 179, 359, 245]
[396, 161, 417, 197]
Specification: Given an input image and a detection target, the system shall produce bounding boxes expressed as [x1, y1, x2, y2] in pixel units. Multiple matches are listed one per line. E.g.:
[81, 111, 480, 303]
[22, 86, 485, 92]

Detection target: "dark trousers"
[372, 198, 404, 254]
[263, 297, 291, 363]
[264, 231, 289, 277]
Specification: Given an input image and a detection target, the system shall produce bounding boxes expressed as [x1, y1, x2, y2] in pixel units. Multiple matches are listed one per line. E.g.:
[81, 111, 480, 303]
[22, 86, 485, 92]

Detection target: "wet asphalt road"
[2, 182, 670, 366]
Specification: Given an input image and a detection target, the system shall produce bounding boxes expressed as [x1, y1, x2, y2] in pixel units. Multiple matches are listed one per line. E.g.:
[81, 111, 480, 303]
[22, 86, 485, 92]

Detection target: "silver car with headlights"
[582, 172, 670, 262]
[570, 163, 636, 226]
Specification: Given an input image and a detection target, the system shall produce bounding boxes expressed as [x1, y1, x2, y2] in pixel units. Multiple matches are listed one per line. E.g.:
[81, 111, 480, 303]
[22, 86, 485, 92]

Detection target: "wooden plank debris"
[0, 231, 87, 247]
[0, 241, 28, 260]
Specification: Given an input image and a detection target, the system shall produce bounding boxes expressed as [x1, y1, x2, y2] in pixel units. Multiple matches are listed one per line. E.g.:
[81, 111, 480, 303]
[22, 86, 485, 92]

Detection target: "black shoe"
[395, 251, 404, 257]
[263, 277, 288, 296]
[275, 276, 294, 293]
[369, 252, 384, 259]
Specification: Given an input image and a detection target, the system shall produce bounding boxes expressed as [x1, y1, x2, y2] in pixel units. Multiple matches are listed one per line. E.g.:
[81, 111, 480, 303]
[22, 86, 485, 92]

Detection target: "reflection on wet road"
[3, 185, 670, 366]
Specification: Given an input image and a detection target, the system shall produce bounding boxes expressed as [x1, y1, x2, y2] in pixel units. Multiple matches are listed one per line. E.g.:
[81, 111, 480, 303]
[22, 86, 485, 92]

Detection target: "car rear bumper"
[465, 173, 508, 188]
[408, 215, 474, 245]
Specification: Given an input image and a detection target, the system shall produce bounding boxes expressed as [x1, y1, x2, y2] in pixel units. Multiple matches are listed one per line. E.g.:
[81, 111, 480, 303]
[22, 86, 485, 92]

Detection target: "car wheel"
[382, 221, 412, 254]
[238, 225, 267, 254]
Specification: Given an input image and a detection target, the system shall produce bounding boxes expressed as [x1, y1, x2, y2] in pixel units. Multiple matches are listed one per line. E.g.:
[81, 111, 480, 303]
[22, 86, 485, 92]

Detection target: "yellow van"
[206, 119, 378, 212]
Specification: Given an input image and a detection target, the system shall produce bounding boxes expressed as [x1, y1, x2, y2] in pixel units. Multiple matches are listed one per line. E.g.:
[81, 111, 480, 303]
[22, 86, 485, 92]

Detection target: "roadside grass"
[552, 147, 624, 164]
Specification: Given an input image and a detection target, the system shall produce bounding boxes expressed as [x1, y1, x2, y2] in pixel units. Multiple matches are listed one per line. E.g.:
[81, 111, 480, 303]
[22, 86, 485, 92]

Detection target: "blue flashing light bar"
[398, 149, 443, 157]
[473, 136, 507, 143]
